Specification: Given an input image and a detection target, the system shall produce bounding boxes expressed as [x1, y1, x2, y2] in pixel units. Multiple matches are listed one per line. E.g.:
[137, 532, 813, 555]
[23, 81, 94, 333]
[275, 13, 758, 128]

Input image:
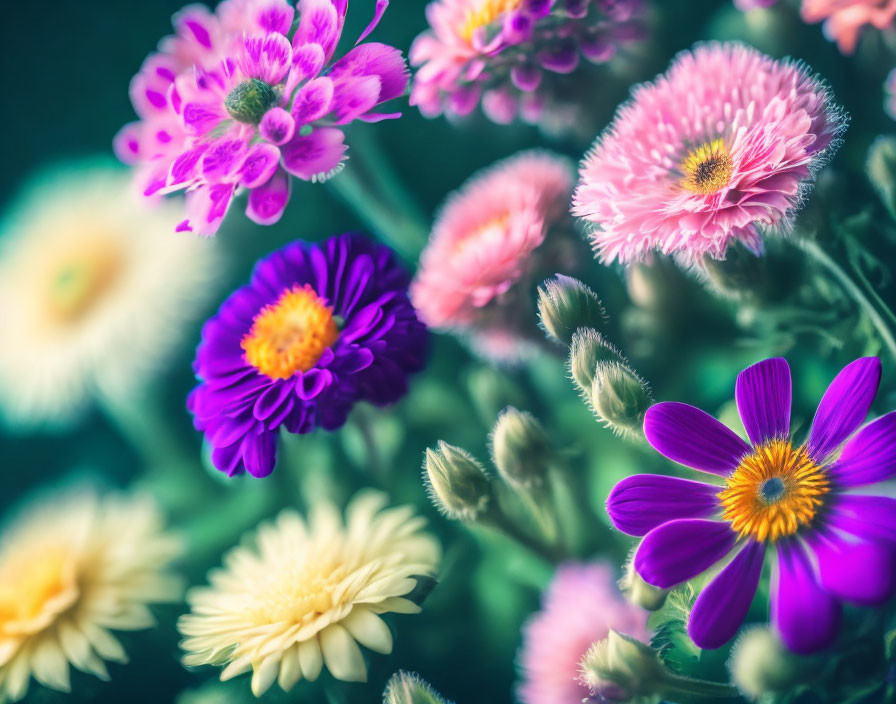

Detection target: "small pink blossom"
[886, 68, 896, 120]
[116, 0, 407, 236]
[801, 0, 896, 54]
[517, 562, 649, 704]
[572, 42, 845, 266]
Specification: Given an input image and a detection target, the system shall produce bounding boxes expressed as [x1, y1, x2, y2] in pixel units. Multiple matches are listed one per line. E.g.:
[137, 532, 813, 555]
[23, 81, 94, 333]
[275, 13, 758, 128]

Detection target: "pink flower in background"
[410, 150, 574, 362]
[886, 68, 896, 119]
[409, 0, 647, 128]
[801, 0, 896, 54]
[733, 0, 778, 9]
[116, 0, 407, 235]
[572, 43, 845, 266]
[517, 562, 648, 704]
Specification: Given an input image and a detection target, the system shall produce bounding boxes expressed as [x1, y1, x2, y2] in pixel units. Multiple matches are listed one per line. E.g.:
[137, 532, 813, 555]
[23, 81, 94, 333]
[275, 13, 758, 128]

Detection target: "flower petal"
[828, 412, 896, 487]
[827, 494, 896, 544]
[606, 474, 722, 537]
[771, 541, 840, 653]
[644, 402, 751, 476]
[810, 533, 896, 606]
[634, 519, 737, 589]
[319, 623, 367, 682]
[688, 541, 764, 649]
[735, 357, 791, 445]
[247, 168, 291, 226]
[808, 357, 881, 462]
[281, 127, 347, 181]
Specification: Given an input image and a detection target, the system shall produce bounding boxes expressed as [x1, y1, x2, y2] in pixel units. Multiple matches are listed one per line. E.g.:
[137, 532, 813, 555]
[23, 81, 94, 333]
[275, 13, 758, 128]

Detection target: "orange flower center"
[241, 285, 339, 380]
[680, 139, 734, 195]
[459, 0, 524, 41]
[718, 440, 830, 542]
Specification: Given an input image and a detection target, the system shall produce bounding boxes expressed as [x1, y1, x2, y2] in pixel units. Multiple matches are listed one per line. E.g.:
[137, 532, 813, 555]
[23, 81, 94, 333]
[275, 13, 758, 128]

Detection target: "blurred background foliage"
[2, 1, 896, 703]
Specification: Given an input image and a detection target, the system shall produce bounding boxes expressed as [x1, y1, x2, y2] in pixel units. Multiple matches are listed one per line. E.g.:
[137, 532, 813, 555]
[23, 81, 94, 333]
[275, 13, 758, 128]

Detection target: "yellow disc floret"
[460, 0, 524, 41]
[241, 284, 339, 380]
[718, 440, 830, 542]
[680, 139, 734, 195]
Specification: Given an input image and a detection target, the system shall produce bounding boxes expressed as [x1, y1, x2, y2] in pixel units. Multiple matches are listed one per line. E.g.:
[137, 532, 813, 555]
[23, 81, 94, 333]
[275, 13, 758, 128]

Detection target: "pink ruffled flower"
[410, 151, 575, 362]
[801, 0, 896, 54]
[572, 42, 846, 266]
[517, 562, 649, 704]
[409, 0, 647, 128]
[116, 0, 407, 235]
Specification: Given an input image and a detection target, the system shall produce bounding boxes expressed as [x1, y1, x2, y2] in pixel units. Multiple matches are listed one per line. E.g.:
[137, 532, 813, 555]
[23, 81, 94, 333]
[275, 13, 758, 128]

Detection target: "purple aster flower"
[607, 357, 896, 653]
[116, 0, 407, 235]
[188, 233, 427, 477]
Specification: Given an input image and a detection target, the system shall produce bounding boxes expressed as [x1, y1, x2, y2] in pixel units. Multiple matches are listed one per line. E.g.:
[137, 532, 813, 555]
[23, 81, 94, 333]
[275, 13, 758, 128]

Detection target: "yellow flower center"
[680, 139, 734, 195]
[241, 284, 339, 380]
[44, 245, 123, 324]
[251, 560, 349, 625]
[718, 440, 830, 542]
[0, 549, 76, 632]
[459, 0, 524, 41]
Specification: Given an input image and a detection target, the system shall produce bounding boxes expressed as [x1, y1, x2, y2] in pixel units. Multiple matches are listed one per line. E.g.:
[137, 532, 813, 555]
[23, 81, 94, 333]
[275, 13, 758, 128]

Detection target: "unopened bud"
[619, 557, 669, 611]
[701, 245, 766, 302]
[490, 407, 552, 489]
[423, 441, 492, 521]
[384, 671, 452, 704]
[728, 627, 810, 701]
[537, 274, 606, 345]
[867, 136, 896, 221]
[580, 631, 669, 701]
[568, 328, 621, 393]
[589, 362, 651, 437]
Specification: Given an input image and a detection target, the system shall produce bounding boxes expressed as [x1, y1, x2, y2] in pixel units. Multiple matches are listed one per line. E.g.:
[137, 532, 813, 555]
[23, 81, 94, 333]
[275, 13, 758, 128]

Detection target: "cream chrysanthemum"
[0, 489, 183, 702]
[0, 161, 221, 428]
[178, 491, 441, 697]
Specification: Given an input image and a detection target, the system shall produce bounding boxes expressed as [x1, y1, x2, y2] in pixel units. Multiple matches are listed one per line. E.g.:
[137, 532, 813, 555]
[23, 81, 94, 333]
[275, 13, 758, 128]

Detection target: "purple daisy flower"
[188, 232, 427, 478]
[607, 357, 896, 653]
[116, 0, 407, 235]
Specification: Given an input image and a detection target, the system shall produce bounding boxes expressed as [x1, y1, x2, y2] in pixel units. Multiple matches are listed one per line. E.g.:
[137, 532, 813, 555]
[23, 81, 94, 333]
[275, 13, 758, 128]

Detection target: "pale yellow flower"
[179, 491, 441, 697]
[0, 489, 183, 702]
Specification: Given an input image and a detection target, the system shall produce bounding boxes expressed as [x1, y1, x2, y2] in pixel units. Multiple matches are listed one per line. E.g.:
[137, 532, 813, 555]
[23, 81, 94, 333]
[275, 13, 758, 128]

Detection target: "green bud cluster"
[537, 274, 607, 345]
[490, 407, 552, 490]
[423, 441, 493, 521]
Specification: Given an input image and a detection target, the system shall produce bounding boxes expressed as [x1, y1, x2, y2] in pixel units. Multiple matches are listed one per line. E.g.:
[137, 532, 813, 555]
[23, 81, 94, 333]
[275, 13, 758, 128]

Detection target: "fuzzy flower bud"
[580, 631, 670, 701]
[537, 274, 607, 345]
[384, 671, 452, 704]
[867, 136, 896, 221]
[619, 557, 669, 611]
[568, 328, 621, 393]
[728, 628, 809, 701]
[423, 441, 493, 521]
[589, 362, 652, 437]
[490, 407, 552, 489]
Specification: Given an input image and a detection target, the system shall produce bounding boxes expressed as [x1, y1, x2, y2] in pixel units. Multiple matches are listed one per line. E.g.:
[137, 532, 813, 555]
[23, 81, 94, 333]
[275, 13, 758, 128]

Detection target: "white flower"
[178, 491, 441, 696]
[0, 488, 183, 702]
[0, 160, 222, 428]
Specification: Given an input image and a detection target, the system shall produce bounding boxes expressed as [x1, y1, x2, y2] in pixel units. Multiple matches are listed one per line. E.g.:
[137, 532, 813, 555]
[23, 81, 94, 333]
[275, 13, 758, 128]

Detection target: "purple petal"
[242, 431, 278, 478]
[502, 10, 533, 44]
[212, 442, 244, 477]
[808, 357, 881, 462]
[286, 43, 326, 95]
[331, 75, 381, 124]
[246, 168, 291, 226]
[537, 43, 580, 73]
[606, 474, 722, 537]
[240, 143, 281, 189]
[771, 541, 840, 653]
[827, 494, 896, 544]
[329, 43, 409, 104]
[296, 368, 332, 399]
[252, 0, 295, 34]
[634, 519, 737, 589]
[259, 107, 296, 145]
[183, 183, 235, 236]
[644, 403, 751, 476]
[357, 0, 388, 43]
[291, 76, 335, 125]
[254, 381, 293, 421]
[280, 127, 347, 181]
[810, 533, 896, 606]
[173, 6, 214, 49]
[735, 357, 791, 445]
[336, 346, 375, 373]
[828, 412, 896, 487]
[202, 138, 248, 181]
[293, 0, 339, 59]
[181, 101, 225, 135]
[688, 541, 764, 649]
[240, 33, 293, 84]
[481, 89, 517, 124]
[510, 64, 542, 92]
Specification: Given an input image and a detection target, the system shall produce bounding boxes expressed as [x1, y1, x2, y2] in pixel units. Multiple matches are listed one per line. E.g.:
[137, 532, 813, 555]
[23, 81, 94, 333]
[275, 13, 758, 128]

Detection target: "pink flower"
[572, 43, 845, 266]
[409, 0, 646, 128]
[517, 562, 649, 704]
[116, 0, 407, 236]
[733, 0, 778, 9]
[801, 0, 896, 54]
[410, 151, 574, 362]
[886, 68, 896, 120]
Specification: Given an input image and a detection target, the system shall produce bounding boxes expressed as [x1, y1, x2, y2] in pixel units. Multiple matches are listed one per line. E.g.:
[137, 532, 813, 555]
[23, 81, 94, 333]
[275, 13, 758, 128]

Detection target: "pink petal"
[291, 76, 335, 125]
[247, 168, 292, 225]
[280, 126, 347, 181]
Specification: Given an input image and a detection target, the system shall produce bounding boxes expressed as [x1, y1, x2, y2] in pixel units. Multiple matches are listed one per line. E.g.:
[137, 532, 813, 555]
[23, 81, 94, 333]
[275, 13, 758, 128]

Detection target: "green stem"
[798, 239, 896, 361]
[660, 673, 739, 700]
[477, 504, 568, 565]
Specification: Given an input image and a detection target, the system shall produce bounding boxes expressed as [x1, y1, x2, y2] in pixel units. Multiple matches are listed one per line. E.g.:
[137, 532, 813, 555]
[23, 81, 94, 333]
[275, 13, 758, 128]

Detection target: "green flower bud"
[490, 407, 552, 489]
[537, 274, 607, 345]
[568, 328, 621, 393]
[580, 631, 671, 701]
[867, 136, 896, 221]
[423, 441, 492, 521]
[619, 557, 669, 611]
[589, 362, 652, 437]
[728, 627, 811, 701]
[225, 79, 278, 124]
[383, 671, 452, 704]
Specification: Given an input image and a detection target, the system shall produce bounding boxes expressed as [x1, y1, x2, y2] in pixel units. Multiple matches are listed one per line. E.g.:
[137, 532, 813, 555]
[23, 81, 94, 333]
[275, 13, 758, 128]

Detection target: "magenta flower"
[572, 43, 846, 266]
[517, 562, 648, 704]
[410, 150, 575, 363]
[801, 0, 896, 54]
[607, 357, 896, 653]
[409, 0, 646, 128]
[116, 0, 408, 235]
